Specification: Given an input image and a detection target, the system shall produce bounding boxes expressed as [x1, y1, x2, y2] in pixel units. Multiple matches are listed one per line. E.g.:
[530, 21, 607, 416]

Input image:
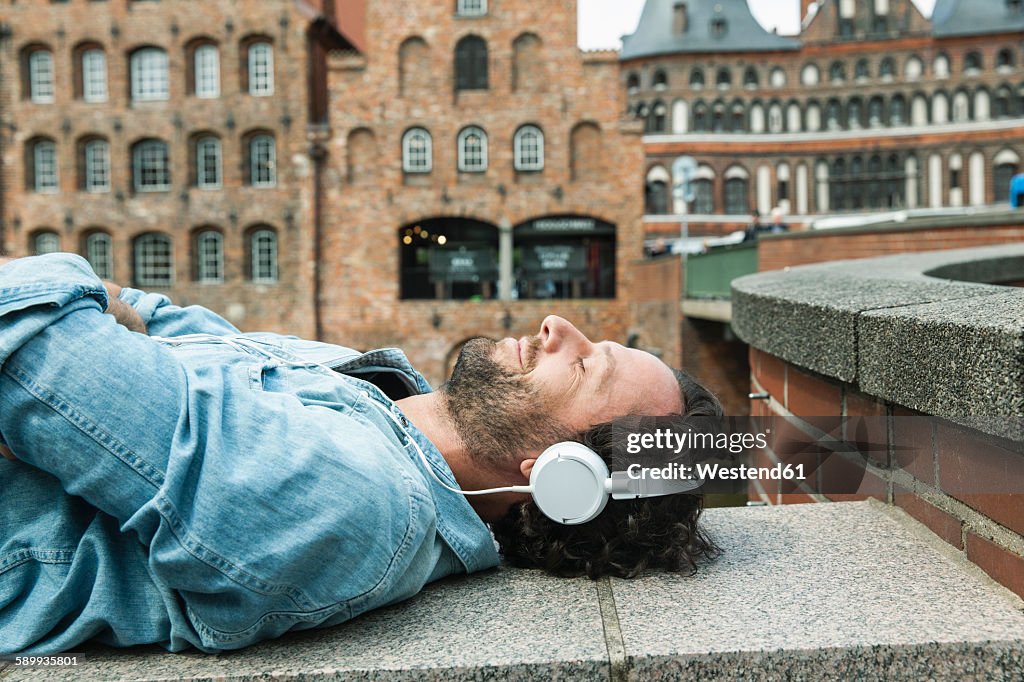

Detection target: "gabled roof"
[932, 0, 1024, 37]
[621, 0, 800, 61]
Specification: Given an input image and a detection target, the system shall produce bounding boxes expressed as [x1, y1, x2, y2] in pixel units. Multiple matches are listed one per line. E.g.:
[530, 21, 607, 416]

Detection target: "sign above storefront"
[516, 216, 615, 238]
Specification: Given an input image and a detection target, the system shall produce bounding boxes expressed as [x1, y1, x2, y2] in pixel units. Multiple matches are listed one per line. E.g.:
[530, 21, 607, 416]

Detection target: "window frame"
[457, 126, 488, 173]
[194, 135, 222, 189]
[247, 41, 274, 96]
[456, 0, 487, 16]
[195, 229, 225, 283]
[133, 233, 174, 287]
[194, 43, 221, 98]
[85, 232, 113, 279]
[32, 139, 59, 192]
[81, 48, 108, 102]
[28, 49, 56, 103]
[250, 228, 279, 283]
[132, 139, 171, 192]
[402, 127, 433, 174]
[513, 125, 544, 172]
[130, 47, 170, 102]
[248, 134, 277, 187]
[34, 231, 60, 255]
[84, 138, 111, 192]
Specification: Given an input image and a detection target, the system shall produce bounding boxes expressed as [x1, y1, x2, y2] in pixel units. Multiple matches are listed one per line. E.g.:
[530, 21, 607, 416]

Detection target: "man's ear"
[519, 457, 537, 482]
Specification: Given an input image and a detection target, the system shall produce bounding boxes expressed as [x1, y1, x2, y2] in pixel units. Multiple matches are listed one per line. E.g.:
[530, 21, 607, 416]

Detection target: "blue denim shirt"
[0, 253, 499, 654]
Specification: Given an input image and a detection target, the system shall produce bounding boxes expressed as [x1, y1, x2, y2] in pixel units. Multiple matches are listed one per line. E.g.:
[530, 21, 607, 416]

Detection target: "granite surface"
[731, 244, 1024, 436]
[4, 502, 1024, 681]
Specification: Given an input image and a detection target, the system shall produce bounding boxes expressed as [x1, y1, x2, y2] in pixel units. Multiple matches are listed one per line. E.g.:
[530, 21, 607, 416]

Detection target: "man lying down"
[0, 253, 720, 654]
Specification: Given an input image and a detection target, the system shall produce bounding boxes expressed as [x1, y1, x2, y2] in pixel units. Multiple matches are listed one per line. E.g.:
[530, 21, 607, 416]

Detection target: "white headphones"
[150, 334, 699, 525]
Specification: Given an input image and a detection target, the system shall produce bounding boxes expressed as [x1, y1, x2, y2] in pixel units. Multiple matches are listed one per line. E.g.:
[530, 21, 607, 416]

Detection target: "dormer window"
[1009, 0, 1023, 13]
[673, 3, 688, 34]
[710, 18, 727, 39]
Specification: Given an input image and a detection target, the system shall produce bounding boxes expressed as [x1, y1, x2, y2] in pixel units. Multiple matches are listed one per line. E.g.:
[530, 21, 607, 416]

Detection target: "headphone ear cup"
[529, 442, 610, 525]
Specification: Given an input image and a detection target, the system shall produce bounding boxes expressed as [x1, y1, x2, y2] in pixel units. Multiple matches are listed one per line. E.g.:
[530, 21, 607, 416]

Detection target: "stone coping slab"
[4, 502, 1023, 681]
[731, 244, 1024, 438]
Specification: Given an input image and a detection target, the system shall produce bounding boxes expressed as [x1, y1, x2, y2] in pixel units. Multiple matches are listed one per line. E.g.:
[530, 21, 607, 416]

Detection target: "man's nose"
[539, 315, 593, 355]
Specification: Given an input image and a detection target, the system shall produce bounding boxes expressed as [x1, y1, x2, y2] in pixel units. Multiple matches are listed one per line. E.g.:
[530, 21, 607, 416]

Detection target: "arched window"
[806, 101, 822, 131]
[133, 233, 173, 286]
[249, 227, 279, 283]
[963, 51, 982, 75]
[33, 230, 60, 255]
[974, 88, 991, 121]
[247, 133, 276, 187]
[81, 138, 110, 192]
[192, 43, 220, 98]
[711, 100, 727, 132]
[829, 61, 846, 83]
[85, 231, 113, 279]
[130, 47, 169, 101]
[826, 99, 842, 130]
[246, 40, 274, 95]
[570, 121, 602, 181]
[855, 58, 870, 81]
[934, 53, 950, 79]
[672, 99, 690, 133]
[457, 126, 488, 172]
[768, 102, 784, 133]
[868, 96, 884, 127]
[731, 100, 746, 132]
[997, 48, 1015, 71]
[28, 138, 59, 192]
[890, 94, 906, 125]
[626, 72, 640, 94]
[454, 35, 488, 91]
[346, 127, 377, 185]
[879, 57, 895, 80]
[132, 139, 170, 191]
[80, 47, 108, 102]
[194, 135, 222, 188]
[801, 63, 820, 86]
[645, 166, 670, 215]
[994, 149, 1021, 202]
[904, 56, 923, 81]
[724, 167, 749, 214]
[743, 67, 759, 89]
[195, 229, 224, 283]
[690, 68, 705, 89]
[994, 85, 1014, 118]
[513, 125, 544, 171]
[769, 67, 786, 88]
[648, 100, 667, 133]
[25, 47, 55, 103]
[952, 90, 970, 122]
[694, 101, 710, 131]
[652, 69, 668, 91]
[748, 101, 764, 133]
[716, 67, 731, 89]
[710, 17, 728, 39]
[402, 127, 433, 173]
[912, 93, 929, 125]
[932, 92, 950, 124]
[787, 101, 802, 132]
[692, 166, 715, 213]
[847, 98, 863, 128]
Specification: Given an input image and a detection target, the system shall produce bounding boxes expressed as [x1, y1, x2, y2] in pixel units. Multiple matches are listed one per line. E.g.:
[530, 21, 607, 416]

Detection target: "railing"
[684, 242, 758, 300]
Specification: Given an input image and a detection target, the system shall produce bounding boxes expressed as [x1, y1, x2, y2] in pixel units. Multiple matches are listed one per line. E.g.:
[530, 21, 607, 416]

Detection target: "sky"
[577, 0, 938, 50]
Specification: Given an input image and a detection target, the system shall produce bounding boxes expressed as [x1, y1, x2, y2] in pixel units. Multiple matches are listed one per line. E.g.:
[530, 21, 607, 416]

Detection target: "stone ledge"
[5, 502, 1023, 681]
[731, 244, 1024, 439]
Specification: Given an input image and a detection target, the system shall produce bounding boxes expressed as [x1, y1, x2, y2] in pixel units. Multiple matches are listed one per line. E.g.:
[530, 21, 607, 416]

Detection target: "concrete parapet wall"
[733, 243, 1024, 600]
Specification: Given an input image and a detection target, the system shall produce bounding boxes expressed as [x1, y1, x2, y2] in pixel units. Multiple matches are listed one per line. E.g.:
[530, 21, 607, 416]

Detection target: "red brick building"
[626, 0, 1024, 242]
[0, 0, 353, 335]
[319, 0, 649, 383]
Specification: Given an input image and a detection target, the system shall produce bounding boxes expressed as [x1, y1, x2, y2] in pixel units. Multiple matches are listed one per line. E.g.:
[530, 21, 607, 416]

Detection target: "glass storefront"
[513, 216, 616, 299]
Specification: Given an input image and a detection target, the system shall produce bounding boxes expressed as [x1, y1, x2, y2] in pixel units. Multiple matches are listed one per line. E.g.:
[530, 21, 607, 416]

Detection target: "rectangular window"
[82, 50, 108, 102]
[248, 43, 274, 96]
[194, 45, 220, 98]
[135, 238, 173, 287]
[196, 138, 222, 189]
[131, 49, 169, 101]
[84, 141, 110, 192]
[250, 137, 276, 187]
[196, 232, 224, 282]
[251, 231, 278, 282]
[134, 142, 170, 191]
[456, 0, 486, 16]
[29, 51, 55, 103]
[86, 234, 113, 279]
[34, 142, 58, 192]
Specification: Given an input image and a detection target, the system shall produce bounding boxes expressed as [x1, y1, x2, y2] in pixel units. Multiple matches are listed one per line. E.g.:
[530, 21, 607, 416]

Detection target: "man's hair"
[491, 368, 724, 579]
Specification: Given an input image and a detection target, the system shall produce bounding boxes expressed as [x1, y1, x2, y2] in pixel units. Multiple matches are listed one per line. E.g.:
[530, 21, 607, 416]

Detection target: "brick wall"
[748, 346, 1024, 600]
[758, 223, 1024, 271]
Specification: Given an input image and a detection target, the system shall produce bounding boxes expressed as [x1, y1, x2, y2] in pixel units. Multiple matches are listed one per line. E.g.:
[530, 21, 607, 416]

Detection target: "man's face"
[444, 316, 682, 462]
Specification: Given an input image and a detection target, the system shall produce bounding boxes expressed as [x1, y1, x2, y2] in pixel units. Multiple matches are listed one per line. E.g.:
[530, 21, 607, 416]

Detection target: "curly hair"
[490, 369, 724, 579]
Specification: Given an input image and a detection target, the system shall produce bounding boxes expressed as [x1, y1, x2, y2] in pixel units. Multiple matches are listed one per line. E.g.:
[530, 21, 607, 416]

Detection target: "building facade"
[0, 0, 353, 335]
[320, 0, 647, 383]
[625, 0, 1024, 240]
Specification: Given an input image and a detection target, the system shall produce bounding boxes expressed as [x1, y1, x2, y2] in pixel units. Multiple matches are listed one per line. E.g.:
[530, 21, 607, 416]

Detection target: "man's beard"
[443, 337, 573, 465]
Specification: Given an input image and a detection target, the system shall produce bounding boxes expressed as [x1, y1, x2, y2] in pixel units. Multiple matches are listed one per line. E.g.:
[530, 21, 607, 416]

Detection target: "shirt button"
[399, 415, 409, 428]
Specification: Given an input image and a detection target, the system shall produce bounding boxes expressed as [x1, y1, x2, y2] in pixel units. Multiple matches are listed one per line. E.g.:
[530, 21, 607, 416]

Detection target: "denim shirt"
[0, 253, 499, 654]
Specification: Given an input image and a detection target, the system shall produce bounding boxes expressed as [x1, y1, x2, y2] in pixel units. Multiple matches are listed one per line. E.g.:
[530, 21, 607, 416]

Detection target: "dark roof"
[621, 0, 800, 60]
[932, 0, 1024, 37]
